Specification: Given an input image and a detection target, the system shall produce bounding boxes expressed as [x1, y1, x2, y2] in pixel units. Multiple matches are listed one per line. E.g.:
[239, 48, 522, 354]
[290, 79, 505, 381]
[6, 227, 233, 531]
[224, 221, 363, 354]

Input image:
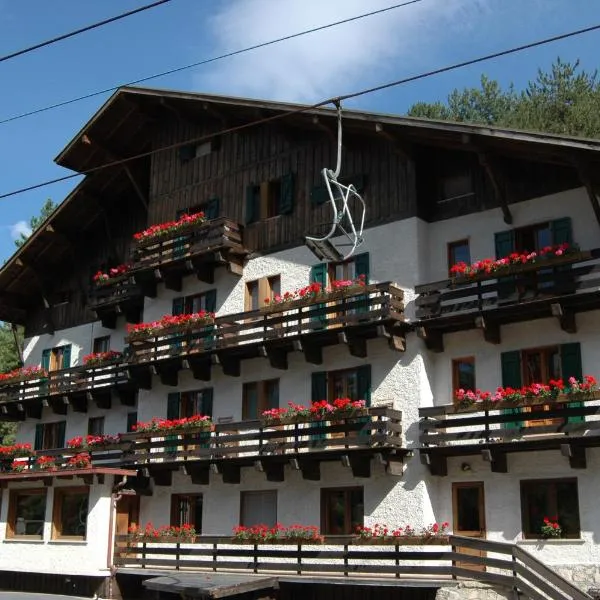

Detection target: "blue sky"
[0, 0, 599, 263]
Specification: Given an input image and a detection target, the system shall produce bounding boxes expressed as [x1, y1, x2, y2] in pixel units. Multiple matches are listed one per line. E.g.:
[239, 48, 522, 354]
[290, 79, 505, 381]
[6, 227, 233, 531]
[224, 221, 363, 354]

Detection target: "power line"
[0, 0, 174, 64]
[2, 21, 600, 201]
[0, 0, 425, 126]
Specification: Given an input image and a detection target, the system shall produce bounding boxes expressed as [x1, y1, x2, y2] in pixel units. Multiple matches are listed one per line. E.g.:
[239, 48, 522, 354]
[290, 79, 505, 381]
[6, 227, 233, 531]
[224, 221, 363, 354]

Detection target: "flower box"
[130, 536, 197, 544]
[134, 212, 207, 248]
[353, 535, 450, 546]
[261, 407, 369, 427]
[230, 538, 323, 545]
[0, 367, 48, 387]
[258, 285, 368, 315]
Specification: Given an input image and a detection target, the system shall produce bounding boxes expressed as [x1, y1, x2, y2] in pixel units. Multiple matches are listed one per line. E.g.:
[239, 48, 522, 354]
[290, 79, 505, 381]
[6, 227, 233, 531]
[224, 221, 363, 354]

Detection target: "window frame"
[521, 345, 561, 385]
[92, 336, 110, 354]
[170, 493, 203, 533]
[514, 221, 552, 254]
[327, 368, 359, 402]
[520, 478, 580, 540]
[6, 488, 48, 539]
[51, 486, 90, 541]
[328, 258, 357, 284]
[240, 490, 278, 527]
[242, 379, 279, 420]
[447, 239, 471, 277]
[320, 486, 364, 535]
[245, 276, 281, 311]
[452, 357, 476, 393]
[87, 416, 105, 436]
[39, 421, 66, 450]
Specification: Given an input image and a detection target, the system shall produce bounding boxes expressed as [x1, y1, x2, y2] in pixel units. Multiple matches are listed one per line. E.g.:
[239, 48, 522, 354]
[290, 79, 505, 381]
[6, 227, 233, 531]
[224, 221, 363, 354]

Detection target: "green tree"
[14, 198, 56, 248]
[408, 59, 600, 138]
[0, 323, 23, 444]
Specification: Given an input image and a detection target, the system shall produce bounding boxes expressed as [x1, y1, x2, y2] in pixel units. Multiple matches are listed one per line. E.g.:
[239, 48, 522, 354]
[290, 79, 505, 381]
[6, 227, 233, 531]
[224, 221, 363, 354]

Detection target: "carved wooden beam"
[551, 303, 577, 334]
[561, 443, 587, 469]
[575, 161, 600, 226]
[184, 463, 210, 485]
[478, 152, 512, 225]
[339, 331, 367, 359]
[475, 315, 501, 345]
[481, 448, 508, 473]
[416, 327, 444, 353]
[420, 451, 447, 476]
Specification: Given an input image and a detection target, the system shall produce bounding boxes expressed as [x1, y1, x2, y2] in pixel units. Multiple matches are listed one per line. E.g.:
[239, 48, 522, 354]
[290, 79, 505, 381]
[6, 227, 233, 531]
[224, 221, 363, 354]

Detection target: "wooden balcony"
[419, 392, 600, 475]
[11, 408, 404, 485]
[131, 217, 248, 291]
[126, 282, 406, 386]
[113, 535, 591, 600]
[0, 362, 143, 420]
[87, 277, 144, 329]
[415, 249, 600, 352]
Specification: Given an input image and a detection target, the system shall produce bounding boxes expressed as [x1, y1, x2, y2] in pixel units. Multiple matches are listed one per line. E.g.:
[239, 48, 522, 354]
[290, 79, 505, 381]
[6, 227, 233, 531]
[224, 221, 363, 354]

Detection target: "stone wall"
[436, 582, 516, 600]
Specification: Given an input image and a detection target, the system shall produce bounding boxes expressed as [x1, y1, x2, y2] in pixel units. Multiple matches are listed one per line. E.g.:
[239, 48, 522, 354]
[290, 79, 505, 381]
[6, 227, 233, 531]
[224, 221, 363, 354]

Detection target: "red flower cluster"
[126, 311, 215, 338]
[0, 443, 34, 458]
[92, 264, 131, 286]
[36, 455, 57, 471]
[128, 522, 196, 540]
[264, 275, 367, 307]
[132, 414, 212, 434]
[233, 523, 323, 542]
[0, 366, 47, 385]
[133, 212, 206, 244]
[262, 398, 366, 422]
[66, 434, 121, 450]
[66, 452, 91, 469]
[10, 459, 27, 472]
[356, 522, 450, 539]
[454, 376, 597, 407]
[83, 350, 123, 367]
[450, 243, 573, 278]
[541, 517, 562, 538]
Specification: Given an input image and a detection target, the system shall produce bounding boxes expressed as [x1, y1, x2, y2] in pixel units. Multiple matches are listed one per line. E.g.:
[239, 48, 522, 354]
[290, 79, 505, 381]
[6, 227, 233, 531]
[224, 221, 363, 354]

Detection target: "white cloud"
[10, 220, 31, 241]
[198, 0, 485, 102]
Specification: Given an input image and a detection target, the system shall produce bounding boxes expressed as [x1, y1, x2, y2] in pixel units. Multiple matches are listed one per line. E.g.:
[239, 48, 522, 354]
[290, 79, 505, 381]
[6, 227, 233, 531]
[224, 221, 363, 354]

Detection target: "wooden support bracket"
[221, 463, 241, 484]
[262, 345, 288, 370]
[92, 391, 112, 410]
[128, 365, 153, 390]
[25, 402, 43, 420]
[70, 395, 88, 413]
[420, 451, 447, 476]
[219, 355, 241, 378]
[48, 397, 67, 416]
[117, 389, 137, 407]
[158, 365, 179, 387]
[195, 263, 216, 285]
[151, 468, 173, 487]
[561, 444, 587, 469]
[475, 316, 501, 345]
[299, 459, 321, 481]
[264, 462, 285, 482]
[551, 303, 577, 334]
[349, 455, 371, 478]
[296, 340, 323, 365]
[478, 152, 512, 225]
[98, 312, 118, 330]
[383, 323, 406, 352]
[185, 463, 210, 485]
[416, 327, 444, 353]
[339, 332, 367, 358]
[481, 449, 508, 473]
[162, 271, 183, 293]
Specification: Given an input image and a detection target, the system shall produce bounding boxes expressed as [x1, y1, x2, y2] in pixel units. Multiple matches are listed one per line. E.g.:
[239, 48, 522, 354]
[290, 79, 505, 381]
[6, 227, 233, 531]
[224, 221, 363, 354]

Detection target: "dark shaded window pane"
[456, 487, 481, 532]
[14, 493, 46, 536]
[60, 492, 88, 537]
[454, 360, 475, 391]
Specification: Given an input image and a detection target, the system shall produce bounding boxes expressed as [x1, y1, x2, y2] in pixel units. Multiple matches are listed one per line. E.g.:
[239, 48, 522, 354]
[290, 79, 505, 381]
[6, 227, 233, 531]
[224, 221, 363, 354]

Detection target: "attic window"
[179, 138, 221, 162]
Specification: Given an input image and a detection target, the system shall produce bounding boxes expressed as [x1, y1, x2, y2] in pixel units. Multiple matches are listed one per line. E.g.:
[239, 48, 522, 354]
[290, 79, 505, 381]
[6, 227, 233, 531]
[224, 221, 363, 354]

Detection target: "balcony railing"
[415, 249, 600, 349]
[112, 535, 591, 600]
[87, 278, 144, 327]
[132, 217, 246, 273]
[7, 408, 403, 481]
[126, 282, 405, 370]
[419, 392, 600, 472]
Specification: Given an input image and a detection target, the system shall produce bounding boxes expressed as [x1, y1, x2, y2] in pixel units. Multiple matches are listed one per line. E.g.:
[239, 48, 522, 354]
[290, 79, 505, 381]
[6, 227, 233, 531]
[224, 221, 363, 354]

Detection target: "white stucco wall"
[0, 478, 113, 576]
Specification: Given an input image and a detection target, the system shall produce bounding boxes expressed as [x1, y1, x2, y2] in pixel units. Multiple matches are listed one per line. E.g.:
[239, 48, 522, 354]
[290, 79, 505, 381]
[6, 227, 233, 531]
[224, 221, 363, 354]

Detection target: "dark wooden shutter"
[166, 392, 181, 453]
[354, 252, 370, 313]
[57, 421, 66, 448]
[61, 345, 71, 370]
[201, 388, 214, 417]
[356, 365, 372, 406]
[204, 290, 217, 313]
[311, 372, 327, 402]
[172, 297, 185, 316]
[495, 230, 516, 298]
[561, 342, 584, 423]
[41, 349, 51, 371]
[501, 350, 523, 428]
[205, 198, 220, 220]
[551, 217, 573, 245]
[267, 382, 279, 411]
[126, 412, 138, 433]
[34, 424, 44, 450]
[245, 185, 258, 224]
[179, 144, 196, 162]
[310, 263, 328, 325]
[278, 173, 295, 215]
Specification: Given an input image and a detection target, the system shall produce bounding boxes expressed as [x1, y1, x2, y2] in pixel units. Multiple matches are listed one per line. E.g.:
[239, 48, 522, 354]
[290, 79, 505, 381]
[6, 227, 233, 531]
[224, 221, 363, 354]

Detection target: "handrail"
[112, 533, 592, 599]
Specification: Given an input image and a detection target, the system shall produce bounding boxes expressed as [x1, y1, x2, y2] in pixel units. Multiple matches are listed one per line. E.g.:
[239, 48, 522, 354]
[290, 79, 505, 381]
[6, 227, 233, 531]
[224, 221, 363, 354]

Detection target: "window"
[522, 346, 561, 385]
[312, 367, 371, 406]
[126, 412, 138, 433]
[515, 222, 552, 254]
[7, 489, 47, 538]
[41, 345, 71, 372]
[452, 357, 476, 393]
[448, 240, 471, 276]
[329, 258, 357, 284]
[321, 487, 364, 534]
[240, 490, 277, 527]
[245, 276, 281, 311]
[87, 417, 105, 436]
[92, 336, 110, 354]
[180, 390, 214, 419]
[176, 197, 219, 220]
[172, 290, 217, 316]
[35, 421, 66, 450]
[171, 494, 203, 532]
[245, 174, 294, 224]
[179, 138, 220, 162]
[242, 380, 279, 420]
[520, 479, 580, 539]
[52, 487, 89, 540]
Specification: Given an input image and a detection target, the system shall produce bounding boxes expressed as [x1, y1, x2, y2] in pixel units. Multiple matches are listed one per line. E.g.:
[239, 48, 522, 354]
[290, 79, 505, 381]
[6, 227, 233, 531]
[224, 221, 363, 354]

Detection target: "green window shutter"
[167, 392, 181, 419]
[245, 185, 259, 225]
[61, 345, 72, 370]
[205, 198, 220, 220]
[501, 350, 523, 429]
[267, 382, 279, 411]
[311, 372, 327, 402]
[310, 263, 328, 325]
[126, 412, 138, 433]
[34, 424, 44, 451]
[551, 217, 573, 245]
[561, 342, 584, 423]
[172, 297, 185, 316]
[495, 230, 516, 298]
[57, 421, 66, 448]
[310, 184, 329, 207]
[41, 349, 51, 371]
[204, 290, 217, 313]
[354, 252, 370, 313]
[200, 388, 214, 418]
[356, 365, 372, 406]
[278, 173, 295, 215]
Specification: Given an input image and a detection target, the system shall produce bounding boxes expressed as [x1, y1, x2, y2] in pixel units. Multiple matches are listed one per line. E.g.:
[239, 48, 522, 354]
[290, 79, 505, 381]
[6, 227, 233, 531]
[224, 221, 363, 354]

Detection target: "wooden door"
[115, 495, 140, 554]
[452, 482, 486, 571]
